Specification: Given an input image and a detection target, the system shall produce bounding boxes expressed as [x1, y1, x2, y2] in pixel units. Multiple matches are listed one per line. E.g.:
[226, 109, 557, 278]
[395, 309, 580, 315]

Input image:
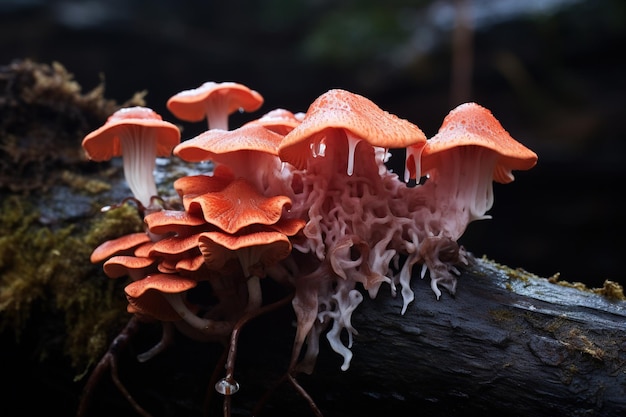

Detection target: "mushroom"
[278, 88, 427, 176]
[419, 101, 538, 238]
[166, 81, 264, 130]
[125, 273, 196, 321]
[400, 102, 537, 301]
[198, 229, 295, 312]
[174, 123, 286, 194]
[103, 255, 157, 280]
[90, 232, 152, 264]
[82, 106, 181, 210]
[185, 178, 293, 234]
[143, 209, 207, 236]
[126, 273, 233, 337]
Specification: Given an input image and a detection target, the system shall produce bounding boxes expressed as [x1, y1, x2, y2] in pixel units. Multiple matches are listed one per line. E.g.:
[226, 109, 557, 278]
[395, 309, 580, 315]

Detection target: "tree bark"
[198, 257, 626, 417]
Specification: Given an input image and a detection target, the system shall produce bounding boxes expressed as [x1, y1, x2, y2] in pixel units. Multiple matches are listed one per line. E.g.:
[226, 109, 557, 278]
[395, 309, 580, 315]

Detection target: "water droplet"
[215, 378, 240, 395]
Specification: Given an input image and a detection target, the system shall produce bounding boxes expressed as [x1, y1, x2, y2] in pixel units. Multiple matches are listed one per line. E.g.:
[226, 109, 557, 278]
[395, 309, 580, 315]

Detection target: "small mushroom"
[166, 81, 264, 130]
[199, 229, 294, 312]
[125, 273, 198, 322]
[103, 255, 156, 280]
[90, 232, 152, 264]
[82, 106, 181, 209]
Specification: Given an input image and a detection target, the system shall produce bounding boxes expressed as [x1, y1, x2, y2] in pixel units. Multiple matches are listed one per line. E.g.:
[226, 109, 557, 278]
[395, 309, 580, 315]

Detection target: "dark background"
[1, 0, 624, 287]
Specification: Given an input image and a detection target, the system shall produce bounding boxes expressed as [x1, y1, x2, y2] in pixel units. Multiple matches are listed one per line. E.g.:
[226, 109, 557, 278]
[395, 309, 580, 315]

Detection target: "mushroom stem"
[204, 94, 230, 130]
[120, 133, 159, 209]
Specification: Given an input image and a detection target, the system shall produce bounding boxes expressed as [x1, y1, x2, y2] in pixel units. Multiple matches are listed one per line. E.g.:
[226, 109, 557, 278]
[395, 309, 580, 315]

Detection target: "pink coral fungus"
[82, 84, 537, 417]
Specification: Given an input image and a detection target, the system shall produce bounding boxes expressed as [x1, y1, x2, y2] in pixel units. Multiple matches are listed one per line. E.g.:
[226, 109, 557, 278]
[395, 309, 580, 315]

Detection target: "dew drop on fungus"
[215, 378, 240, 395]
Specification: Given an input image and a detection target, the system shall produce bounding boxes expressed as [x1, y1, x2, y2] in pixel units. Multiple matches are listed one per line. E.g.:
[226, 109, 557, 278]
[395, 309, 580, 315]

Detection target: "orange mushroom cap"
[82, 106, 180, 162]
[173, 166, 235, 208]
[186, 178, 292, 234]
[166, 81, 264, 129]
[103, 255, 156, 279]
[174, 123, 284, 163]
[90, 232, 152, 264]
[422, 102, 538, 183]
[149, 233, 201, 257]
[198, 230, 292, 276]
[125, 273, 198, 321]
[278, 89, 427, 171]
[144, 209, 207, 235]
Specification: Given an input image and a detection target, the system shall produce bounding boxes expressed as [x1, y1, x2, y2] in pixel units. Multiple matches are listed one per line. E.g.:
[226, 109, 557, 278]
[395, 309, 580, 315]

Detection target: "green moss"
[0, 195, 144, 369]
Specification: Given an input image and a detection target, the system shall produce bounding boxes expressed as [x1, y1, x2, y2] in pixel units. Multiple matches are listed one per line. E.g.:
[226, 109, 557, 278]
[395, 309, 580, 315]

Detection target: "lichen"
[549, 273, 626, 301]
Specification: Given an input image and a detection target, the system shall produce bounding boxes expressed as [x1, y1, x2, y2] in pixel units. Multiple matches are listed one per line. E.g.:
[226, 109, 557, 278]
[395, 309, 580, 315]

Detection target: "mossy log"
[203, 258, 624, 417]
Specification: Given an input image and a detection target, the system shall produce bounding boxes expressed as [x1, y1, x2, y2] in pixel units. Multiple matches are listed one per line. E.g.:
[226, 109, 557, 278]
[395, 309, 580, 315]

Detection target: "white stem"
[204, 93, 230, 130]
[120, 131, 158, 209]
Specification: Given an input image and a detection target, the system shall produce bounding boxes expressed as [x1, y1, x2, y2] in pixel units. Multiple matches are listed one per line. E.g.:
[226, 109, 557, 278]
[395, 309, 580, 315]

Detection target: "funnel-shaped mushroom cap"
[198, 230, 292, 276]
[186, 178, 292, 234]
[103, 255, 156, 279]
[423, 102, 538, 183]
[174, 123, 284, 163]
[82, 106, 181, 162]
[166, 81, 264, 124]
[278, 89, 427, 170]
[90, 232, 152, 264]
[125, 273, 198, 321]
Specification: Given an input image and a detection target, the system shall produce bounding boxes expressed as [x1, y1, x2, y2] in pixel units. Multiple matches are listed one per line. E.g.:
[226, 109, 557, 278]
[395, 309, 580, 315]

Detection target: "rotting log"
[215, 257, 626, 417]
[29, 253, 626, 417]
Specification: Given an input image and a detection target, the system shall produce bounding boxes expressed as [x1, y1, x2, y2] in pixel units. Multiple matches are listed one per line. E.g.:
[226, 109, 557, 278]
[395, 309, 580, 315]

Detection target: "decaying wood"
[214, 257, 625, 417]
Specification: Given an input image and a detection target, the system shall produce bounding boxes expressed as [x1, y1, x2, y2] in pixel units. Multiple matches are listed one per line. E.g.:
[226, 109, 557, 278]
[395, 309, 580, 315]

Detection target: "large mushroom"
[166, 81, 264, 130]
[276, 89, 429, 375]
[278, 88, 427, 176]
[82, 106, 181, 210]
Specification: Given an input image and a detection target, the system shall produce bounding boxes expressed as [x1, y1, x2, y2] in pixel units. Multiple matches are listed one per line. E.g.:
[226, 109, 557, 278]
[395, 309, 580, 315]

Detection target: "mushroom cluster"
[82, 81, 537, 416]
